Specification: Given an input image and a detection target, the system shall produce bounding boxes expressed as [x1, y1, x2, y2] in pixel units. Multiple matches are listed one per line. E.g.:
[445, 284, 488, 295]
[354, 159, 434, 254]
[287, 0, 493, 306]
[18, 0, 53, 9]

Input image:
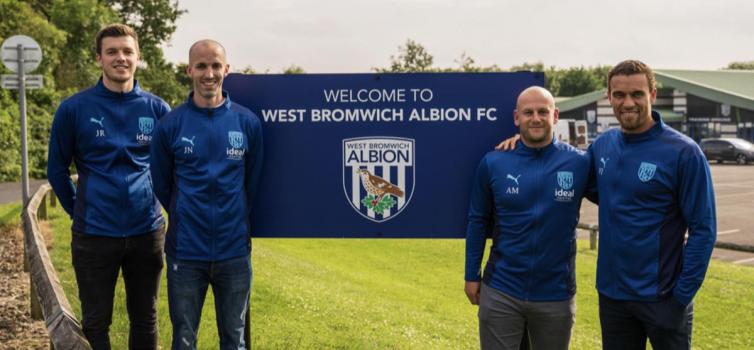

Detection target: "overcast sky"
[161, 0, 754, 73]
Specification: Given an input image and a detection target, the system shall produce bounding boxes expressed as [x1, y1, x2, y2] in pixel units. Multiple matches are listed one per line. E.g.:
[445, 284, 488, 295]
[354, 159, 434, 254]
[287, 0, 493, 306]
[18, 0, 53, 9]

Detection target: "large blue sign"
[225, 72, 543, 238]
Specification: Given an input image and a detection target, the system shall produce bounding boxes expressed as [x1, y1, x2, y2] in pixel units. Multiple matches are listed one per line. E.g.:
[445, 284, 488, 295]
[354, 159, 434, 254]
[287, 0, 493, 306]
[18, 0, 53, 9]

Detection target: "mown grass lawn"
[0, 202, 22, 227]
[28, 204, 754, 349]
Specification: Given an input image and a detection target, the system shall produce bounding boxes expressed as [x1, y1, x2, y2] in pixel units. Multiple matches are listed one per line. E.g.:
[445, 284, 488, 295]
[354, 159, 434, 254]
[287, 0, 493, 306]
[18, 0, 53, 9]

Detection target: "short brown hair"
[608, 60, 656, 93]
[94, 24, 139, 55]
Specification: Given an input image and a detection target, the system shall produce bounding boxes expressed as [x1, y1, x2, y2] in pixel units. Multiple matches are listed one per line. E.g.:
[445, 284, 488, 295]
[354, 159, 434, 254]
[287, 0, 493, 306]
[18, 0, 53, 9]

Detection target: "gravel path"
[0, 224, 49, 349]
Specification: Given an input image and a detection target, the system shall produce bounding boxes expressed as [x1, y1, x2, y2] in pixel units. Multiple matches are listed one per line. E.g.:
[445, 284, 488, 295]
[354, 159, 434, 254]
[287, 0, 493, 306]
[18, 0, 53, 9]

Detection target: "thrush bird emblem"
[357, 169, 404, 209]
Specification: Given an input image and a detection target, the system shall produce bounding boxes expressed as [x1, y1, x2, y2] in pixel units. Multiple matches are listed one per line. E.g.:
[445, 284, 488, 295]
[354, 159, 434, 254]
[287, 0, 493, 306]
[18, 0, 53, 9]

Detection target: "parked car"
[700, 138, 754, 165]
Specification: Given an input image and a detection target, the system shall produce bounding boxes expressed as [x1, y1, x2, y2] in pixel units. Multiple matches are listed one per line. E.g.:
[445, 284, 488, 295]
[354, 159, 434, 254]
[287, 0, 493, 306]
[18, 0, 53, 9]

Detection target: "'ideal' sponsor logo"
[227, 147, 245, 158]
[136, 133, 153, 143]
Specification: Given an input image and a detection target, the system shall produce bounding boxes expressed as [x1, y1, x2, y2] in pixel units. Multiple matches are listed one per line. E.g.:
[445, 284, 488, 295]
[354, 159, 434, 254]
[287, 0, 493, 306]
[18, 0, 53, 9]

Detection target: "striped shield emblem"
[557, 171, 573, 190]
[343, 137, 415, 223]
[138, 117, 154, 135]
[638, 162, 657, 182]
[228, 131, 243, 149]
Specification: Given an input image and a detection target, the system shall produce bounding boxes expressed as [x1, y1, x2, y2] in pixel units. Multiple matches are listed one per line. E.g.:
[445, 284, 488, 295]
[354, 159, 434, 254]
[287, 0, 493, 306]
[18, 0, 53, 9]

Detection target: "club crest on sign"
[638, 162, 657, 182]
[228, 131, 243, 149]
[557, 171, 573, 190]
[138, 117, 154, 135]
[343, 137, 415, 223]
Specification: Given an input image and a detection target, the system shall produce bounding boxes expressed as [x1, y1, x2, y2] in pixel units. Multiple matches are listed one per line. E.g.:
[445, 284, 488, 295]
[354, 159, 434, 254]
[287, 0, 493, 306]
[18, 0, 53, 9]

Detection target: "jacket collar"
[186, 90, 232, 116]
[622, 110, 664, 143]
[95, 78, 142, 98]
[515, 137, 558, 156]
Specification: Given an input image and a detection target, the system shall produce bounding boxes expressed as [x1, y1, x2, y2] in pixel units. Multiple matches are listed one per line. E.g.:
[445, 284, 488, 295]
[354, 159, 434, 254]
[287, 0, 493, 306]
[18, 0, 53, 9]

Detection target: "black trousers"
[599, 294, 693, 350]
[71, 228, 165, 350]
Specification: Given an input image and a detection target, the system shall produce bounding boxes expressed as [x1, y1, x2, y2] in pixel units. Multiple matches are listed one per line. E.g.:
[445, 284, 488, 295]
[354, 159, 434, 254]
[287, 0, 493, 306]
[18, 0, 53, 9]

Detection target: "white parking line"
[717, 191, 754, 199]
[733, 257, 754, 265]
[718, 229, 741, 236]
[715, 183, 754, 188]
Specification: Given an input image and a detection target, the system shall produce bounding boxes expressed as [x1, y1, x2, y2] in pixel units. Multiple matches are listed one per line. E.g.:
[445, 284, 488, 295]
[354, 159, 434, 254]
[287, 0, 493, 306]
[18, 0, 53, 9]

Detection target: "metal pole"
[18, 43, 30, 207]
[18, 43, 42, 320]
[19, 43, 29, 274]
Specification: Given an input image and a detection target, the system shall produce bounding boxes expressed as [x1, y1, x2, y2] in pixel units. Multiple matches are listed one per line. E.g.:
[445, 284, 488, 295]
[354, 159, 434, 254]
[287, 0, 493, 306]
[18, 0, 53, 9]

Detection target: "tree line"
[0, 1, 752, 181]
[1, 0, 185, 180]
[374, 39, 612, 97]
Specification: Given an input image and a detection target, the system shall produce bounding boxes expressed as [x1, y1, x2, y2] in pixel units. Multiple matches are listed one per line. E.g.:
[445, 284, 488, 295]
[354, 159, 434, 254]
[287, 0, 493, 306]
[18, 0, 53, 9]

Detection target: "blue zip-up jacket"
[589, 111, 716, 306]
[47, 79, 169, 236]
[150, 92, 263, 261]
[466, 139, 592, 301]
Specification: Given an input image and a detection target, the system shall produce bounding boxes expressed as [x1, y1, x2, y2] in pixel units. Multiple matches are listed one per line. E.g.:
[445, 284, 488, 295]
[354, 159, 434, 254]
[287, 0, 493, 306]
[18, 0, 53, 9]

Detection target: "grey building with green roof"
[555, 69, 754, 143]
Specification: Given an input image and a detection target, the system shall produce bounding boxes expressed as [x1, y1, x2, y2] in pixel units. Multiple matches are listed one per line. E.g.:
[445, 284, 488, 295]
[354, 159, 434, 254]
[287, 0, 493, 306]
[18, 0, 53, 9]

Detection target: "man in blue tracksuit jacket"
[592, 60, 716, 350]
[495, 61, 717, 349]
[47, 24, 168, 349]
[150, 39, 263, 350]
[466, 87, 594, 350]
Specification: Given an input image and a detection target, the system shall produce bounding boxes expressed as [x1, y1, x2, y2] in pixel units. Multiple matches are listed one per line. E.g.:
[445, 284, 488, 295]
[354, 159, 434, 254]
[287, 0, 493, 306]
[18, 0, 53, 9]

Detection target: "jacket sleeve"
[244, 115, 264, 228]
[46, 101, 77, 216]
[157, 99, 171, 119]
[673, 146, 717, 305]
[465, 156, 493, 282]
[149, 121, 174, 209]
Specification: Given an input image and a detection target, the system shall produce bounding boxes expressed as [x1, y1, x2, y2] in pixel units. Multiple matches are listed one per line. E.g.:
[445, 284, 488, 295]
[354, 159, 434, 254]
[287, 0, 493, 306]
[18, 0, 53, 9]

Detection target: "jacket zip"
[209, 111, 217, 258]
[118, 92, 127, 237]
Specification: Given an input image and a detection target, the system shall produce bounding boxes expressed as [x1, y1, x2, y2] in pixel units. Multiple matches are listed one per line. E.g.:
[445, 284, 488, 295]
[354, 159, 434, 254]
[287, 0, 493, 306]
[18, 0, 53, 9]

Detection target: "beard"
[521, 124, 552, 145]
[616, 108, 651, 132]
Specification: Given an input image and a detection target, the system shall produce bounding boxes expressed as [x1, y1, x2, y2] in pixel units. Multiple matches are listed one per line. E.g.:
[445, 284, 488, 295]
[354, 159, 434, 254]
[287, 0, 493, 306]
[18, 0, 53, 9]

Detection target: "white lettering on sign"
[256, 87, 502, 124]
[261, 109, 306, 122]
[260, 108, 503, 123]
[312, 108, 404, 122]
[409, 108, 472, 122]
[344, 139, 413, 167]
[324, 89, 407, 103]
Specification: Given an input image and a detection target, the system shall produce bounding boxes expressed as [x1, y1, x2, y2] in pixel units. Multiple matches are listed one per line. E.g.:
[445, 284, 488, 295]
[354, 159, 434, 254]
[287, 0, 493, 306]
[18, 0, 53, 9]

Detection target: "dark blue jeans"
[71, 228, 165, 350]
[166, 254, 252, 350]
[599, 294, 694, 350]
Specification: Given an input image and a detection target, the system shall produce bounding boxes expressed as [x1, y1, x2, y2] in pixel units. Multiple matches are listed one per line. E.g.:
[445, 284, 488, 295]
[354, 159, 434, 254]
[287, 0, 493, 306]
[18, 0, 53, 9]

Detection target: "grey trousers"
[479, 283, 576, 350]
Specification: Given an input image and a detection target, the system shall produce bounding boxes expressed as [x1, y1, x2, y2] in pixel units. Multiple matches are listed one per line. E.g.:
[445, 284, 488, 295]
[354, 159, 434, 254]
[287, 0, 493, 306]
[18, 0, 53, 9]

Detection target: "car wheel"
[717, 159, 723, 164]
[737, 154, 748, 165]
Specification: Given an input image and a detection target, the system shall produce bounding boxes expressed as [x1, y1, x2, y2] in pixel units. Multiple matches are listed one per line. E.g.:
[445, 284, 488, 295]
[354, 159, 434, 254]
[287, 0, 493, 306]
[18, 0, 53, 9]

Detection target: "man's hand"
[494, 134, 520, 151]
[465, 281, 481, 305]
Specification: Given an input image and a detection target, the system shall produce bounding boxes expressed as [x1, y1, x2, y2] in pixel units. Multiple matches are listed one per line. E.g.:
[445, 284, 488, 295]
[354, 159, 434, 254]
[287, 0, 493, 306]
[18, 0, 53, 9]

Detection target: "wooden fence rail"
[577, 222, 599, 250]
[24, 180, 91, 350]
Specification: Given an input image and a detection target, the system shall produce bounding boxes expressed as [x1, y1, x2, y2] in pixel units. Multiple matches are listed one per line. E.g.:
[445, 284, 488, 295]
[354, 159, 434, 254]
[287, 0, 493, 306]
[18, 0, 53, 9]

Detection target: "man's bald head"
[514, 86, 559, 148]
[188, 39, 227, 64]
[516, 86, 556, 110]
[186, 39, 230, 108]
